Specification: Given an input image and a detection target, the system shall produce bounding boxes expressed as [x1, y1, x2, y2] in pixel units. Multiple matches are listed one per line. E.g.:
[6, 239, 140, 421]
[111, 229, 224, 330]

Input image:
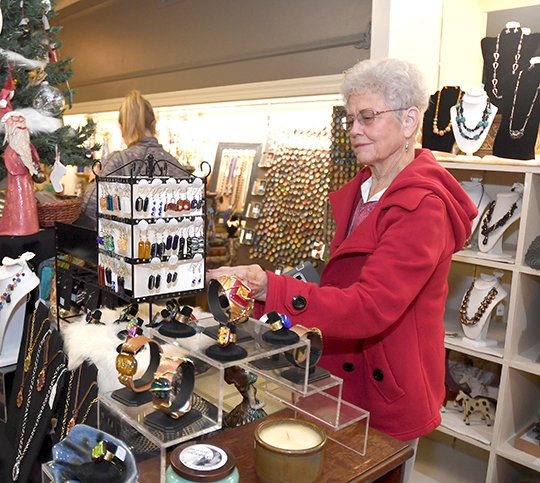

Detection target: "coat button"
[373, 369, 384, 381]
[342, 362, 355, 372]
[292, 295, 307, 310]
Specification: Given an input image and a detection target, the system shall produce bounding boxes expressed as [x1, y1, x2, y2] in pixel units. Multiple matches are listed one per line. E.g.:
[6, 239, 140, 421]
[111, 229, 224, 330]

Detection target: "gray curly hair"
[341, 58, 429, 117]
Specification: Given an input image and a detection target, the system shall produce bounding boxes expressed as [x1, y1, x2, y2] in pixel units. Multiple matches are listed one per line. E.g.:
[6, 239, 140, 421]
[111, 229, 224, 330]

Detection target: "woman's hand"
[206, 265, 268, 302]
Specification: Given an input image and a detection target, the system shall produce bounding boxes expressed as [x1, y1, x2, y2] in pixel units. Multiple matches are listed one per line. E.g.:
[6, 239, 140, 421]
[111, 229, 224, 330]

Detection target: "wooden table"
[141, 409, 413, 483]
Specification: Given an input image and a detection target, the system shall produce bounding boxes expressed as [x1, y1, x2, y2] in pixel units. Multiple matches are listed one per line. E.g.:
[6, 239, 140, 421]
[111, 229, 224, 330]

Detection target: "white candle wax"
[258, 422, 323, 450]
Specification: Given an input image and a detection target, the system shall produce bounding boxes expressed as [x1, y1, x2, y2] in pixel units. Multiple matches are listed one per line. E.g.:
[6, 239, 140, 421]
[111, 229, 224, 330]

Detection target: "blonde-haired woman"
[77, 90, 183, 228]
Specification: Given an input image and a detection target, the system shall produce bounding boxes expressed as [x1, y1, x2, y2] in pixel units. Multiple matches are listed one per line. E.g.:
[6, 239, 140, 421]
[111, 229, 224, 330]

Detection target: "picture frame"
[210, 143, 263, 212]
[246, 202, 262, 219]
[239, 228, 256, 245]
[251, 178, 267, 196]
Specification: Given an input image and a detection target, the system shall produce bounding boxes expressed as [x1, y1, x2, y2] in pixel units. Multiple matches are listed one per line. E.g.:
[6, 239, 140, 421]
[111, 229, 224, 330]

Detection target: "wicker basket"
[36, 193, 83, 228]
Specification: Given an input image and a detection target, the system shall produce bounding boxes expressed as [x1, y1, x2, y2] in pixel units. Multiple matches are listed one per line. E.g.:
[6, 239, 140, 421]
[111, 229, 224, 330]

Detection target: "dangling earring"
[405, 141, 410, 152]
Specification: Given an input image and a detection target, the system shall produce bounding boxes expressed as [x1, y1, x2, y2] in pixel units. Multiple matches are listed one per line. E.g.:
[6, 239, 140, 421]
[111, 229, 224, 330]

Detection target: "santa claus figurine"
[0, 111, 45, 236]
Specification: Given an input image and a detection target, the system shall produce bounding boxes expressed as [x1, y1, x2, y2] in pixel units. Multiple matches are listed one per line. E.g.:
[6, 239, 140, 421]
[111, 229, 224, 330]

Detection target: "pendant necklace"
[432, 86, 462, 136]
[480, 196, 519, 245]
[508, 69, 540, 140]
[455, 98, 493, 141]
[491, 29, 524, 100]
[460, 282, 499, 326]
[12, 329, 67, 481]
[24, 310, 49, 373]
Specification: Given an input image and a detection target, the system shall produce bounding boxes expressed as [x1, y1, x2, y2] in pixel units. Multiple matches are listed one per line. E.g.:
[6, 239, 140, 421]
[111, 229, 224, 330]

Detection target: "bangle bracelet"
[208, 275, 254, 324]
[285, 325, 323, 368]
[150, 356, 195, 419]
[217, 324, 237, 347]
[115, 336, 163, 392]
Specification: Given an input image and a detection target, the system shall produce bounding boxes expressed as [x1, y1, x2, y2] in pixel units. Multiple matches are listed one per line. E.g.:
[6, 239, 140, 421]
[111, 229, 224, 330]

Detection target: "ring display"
[150, 356, 195, 419]
[260, 311, 292, 332]
[217, 324, 237, 347]
[91, 440, 127, 472]
[115, 335, 163, 392]
[208, 275, 254, 324]
[285, 325, 323, 368]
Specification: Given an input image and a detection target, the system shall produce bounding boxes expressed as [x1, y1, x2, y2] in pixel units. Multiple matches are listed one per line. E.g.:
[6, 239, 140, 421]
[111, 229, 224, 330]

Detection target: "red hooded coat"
[261, 149, 477, 440]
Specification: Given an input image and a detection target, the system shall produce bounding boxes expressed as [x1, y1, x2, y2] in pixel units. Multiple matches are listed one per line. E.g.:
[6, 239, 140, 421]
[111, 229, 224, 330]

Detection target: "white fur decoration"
[61, 306, 215, 394]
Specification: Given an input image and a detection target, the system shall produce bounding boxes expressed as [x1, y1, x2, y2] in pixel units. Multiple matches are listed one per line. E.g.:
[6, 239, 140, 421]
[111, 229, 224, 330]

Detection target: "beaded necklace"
[480, 198, 519, 245]
[460, 282, 499, 327]
[0, 270, 26, 311]
[455, 98, 493, 141]
[432, 86, 462, 136]
[509, 69, 540, 140]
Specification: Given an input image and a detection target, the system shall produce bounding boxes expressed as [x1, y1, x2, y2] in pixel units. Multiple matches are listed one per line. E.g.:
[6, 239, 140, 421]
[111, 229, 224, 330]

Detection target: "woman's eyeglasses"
[341, 108, 407, 130]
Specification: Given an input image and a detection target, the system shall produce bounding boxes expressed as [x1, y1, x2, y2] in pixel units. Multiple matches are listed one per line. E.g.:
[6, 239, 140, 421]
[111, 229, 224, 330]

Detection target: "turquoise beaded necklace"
[455, 98, 493, 141]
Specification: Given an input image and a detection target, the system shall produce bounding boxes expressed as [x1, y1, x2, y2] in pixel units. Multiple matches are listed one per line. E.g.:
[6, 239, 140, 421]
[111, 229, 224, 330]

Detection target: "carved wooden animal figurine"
[455, 390, 492, 426]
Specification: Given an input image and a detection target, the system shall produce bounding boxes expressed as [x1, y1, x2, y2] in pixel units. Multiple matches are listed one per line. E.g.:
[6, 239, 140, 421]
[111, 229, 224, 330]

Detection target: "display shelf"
[488, 453, 540, 483]
[453, 250, 518, 267]
[434, 160, 540, 481]
[41, 461, 53, 483]
[497, 440, 540, 475]
[439, 403, 494, 447]
[147, 316, 314, 394]
[414, 431, 489, 483]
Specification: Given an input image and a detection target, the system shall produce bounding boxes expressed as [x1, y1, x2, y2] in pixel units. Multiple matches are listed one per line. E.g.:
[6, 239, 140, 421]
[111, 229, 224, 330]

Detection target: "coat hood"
[330, 149, 477, 253]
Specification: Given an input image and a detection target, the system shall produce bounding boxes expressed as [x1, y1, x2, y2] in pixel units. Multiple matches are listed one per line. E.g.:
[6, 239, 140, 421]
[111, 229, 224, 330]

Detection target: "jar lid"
[170, 443, 236, 482]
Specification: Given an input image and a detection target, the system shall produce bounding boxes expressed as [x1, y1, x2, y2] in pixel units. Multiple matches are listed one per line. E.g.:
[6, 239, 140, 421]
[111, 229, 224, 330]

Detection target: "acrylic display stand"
[98, 315, 369, 482]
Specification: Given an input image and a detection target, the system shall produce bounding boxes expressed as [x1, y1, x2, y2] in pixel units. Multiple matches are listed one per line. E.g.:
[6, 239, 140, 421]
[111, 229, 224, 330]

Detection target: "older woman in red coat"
[208, 58, 476, 472]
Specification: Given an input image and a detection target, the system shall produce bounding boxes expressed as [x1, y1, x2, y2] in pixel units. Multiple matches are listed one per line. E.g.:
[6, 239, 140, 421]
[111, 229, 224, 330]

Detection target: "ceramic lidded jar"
[166, 443, 239, 483]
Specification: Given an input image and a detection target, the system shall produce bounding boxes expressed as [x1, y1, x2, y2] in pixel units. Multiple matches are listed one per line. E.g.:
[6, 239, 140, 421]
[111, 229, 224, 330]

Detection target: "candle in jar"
[258, 421, 324, 450]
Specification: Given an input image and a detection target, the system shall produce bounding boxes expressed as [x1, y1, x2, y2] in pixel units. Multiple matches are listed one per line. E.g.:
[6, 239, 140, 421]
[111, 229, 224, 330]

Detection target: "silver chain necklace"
[509, 69, 540, 140]
[492, 29, 524, 100]
[12, 329, 67, 481]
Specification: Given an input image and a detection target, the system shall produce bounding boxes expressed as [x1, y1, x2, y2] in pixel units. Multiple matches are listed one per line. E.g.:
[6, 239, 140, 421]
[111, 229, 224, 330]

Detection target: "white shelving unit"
[416, 159, 540, 483]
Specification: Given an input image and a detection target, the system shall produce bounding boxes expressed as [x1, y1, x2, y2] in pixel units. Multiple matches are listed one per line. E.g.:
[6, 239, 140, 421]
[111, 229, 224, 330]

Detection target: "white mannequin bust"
[478, 183, 523, 257]
[451, 87, 498, 156]
[460, 272, 507, 347]
[0, 252, 39, 366]
[460, 178, 492, 240]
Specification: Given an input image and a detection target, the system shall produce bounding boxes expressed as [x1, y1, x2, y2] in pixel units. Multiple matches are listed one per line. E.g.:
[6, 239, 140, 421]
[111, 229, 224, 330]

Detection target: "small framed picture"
[251, 178, 267, 196]
[239, 228, 256, 245]
[246, 202, 262, 219]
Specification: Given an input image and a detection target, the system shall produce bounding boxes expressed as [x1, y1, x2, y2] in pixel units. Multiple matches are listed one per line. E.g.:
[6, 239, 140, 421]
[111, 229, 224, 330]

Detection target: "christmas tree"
[0, 0, 98, 180]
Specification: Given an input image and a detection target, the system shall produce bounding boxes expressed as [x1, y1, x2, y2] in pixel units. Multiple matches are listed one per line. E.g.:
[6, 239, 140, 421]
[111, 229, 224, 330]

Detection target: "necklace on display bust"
[433, 86, 462, 136]
[509, 68, 540, 140]
[455, 98, 493, 140]
[460, 282, 499, 327]
[0, 271, 26, 311]
[480, 197, 519, 245]
[491, 28, 525, 99]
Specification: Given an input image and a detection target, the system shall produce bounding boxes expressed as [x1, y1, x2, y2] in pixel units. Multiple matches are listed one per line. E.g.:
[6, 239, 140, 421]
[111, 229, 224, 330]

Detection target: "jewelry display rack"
[95, 155, 210, 303]
[95, 315, 368, 482]
[427, 157, 540, 482]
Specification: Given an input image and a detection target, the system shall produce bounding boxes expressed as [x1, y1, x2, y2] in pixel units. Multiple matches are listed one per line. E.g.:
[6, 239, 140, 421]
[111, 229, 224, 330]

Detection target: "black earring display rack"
[94, 155, 211, 303]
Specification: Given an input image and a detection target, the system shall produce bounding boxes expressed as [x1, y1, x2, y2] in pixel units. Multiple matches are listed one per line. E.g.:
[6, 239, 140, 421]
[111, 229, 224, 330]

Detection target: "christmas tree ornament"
[50, 145, 66, 193]
[0, 67, 16, 120]
[32, 81, 65, 116]
[27, 67, 48, 87]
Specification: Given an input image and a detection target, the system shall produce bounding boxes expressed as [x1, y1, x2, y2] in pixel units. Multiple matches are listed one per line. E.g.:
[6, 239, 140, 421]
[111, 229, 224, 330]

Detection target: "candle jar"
[166, 443, 239, 483]
[254, 418, 327, 483]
